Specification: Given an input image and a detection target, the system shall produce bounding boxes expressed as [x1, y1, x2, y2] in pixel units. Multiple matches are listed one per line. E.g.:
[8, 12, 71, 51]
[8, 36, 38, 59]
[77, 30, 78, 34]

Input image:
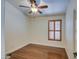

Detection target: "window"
[48, 20, 62, 41]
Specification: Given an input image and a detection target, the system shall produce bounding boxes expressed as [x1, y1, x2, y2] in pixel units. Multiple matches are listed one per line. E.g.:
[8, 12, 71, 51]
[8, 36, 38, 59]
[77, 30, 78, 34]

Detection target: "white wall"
[1, 0, 5, 59]
[28, 15, 66, 48]
[65, 0, 77, 59]
[5, 1, 30, 54]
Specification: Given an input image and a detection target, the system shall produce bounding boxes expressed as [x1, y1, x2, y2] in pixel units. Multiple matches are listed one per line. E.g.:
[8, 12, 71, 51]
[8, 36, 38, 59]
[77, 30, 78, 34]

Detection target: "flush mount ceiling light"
[38, 0, 48, 8]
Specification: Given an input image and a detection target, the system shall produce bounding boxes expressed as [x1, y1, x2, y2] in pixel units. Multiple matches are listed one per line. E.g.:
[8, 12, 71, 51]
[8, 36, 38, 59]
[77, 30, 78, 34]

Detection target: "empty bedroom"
[3, 0, 77, 59]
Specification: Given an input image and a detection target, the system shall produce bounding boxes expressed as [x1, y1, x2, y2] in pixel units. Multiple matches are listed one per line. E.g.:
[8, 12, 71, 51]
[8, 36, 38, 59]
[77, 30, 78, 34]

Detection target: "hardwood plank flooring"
[9, 44, 68, 59]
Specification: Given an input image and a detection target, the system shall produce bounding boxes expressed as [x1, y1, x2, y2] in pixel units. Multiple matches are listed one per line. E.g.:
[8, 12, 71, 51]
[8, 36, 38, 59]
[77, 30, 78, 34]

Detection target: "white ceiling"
[6, 0, 70, 16]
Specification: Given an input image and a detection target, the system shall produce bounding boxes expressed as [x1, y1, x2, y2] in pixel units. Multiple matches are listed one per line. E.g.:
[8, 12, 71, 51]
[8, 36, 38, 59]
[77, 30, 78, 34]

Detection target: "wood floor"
[9, 44, 68, 59]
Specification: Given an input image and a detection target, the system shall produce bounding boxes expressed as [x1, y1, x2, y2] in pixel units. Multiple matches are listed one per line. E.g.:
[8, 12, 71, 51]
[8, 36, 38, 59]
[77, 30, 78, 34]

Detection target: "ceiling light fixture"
[31, 7, 38, 13]
[31, 4, 38, 13]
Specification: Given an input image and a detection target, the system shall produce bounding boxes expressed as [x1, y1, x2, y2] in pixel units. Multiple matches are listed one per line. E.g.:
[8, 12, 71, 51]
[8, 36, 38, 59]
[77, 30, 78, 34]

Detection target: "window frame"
[48, 20, 62, 41]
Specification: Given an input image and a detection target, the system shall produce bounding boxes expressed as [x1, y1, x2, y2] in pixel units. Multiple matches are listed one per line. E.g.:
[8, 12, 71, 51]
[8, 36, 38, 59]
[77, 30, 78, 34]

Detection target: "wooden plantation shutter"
[48, 20, 62, 41]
